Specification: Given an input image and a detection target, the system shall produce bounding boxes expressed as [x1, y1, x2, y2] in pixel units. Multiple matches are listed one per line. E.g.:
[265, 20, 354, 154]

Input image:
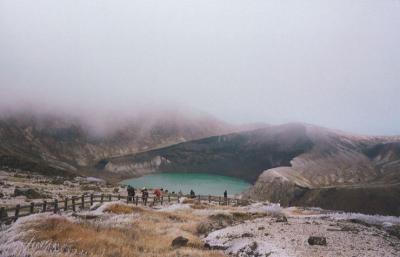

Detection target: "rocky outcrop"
[243, 125, 400, 215]
[14, 188, 45, 199]
[171, 236, 189, 247]
[308, 236, 327, 246]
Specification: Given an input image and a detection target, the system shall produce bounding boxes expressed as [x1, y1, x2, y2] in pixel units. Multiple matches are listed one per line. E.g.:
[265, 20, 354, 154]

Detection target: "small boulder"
[204, 243, 228, 250]
[14, 188, 43, 199]
[385, 225, 400, 240]
[249, 241, 258, 251]
[171, 236, 189, 247]
[308, 236, 327, 246]
[275, 216, 288, 223]
[241, 233, 254, 238]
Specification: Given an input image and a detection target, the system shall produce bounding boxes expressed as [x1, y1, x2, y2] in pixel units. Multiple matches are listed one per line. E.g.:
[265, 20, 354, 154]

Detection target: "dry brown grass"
[24, 205, 226, 257]
[103, 204, 146, 214]
[190, 203, 210, 209]
[181, 198, 197, 204]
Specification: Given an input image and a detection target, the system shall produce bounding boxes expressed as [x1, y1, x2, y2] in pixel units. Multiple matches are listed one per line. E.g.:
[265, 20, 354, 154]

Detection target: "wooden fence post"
[168, 195, 171, 203]
[54, 199, 58, 213]
[126, 195, 129, 204]
[208, 195, 211, 203]
[160, 196, 163, 205]
[118, 194, 121, 200]
[108, 194, 111, 201]
[100, 194, 104, 203]
[81, 195, 85, 209]
[135, 196, 138, 206]
[43, 200, 47, 212]
[72, 197, 76, 212]
[0, 207, 6, 223]
[90, 194, 94, 206]
[177, 196, 180, 204]
[227, 198, 229, 206]
[64, 198, 68, 211]
[218, 197, 221, 205]
[30, 202, 35, 214]
[14, 204, 20, 221]
[236, 199, 239, 205]
[198, 195, 201, 204]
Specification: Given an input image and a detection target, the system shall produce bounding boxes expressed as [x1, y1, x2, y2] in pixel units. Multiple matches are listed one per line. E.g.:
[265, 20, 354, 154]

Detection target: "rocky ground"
[0, 170, 122, 208]
[0, 200, 399, 256]
[204, 206, 400, 257]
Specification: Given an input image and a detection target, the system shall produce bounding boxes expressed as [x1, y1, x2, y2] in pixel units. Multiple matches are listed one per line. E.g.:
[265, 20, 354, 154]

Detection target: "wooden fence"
[0, 193, 242, 225]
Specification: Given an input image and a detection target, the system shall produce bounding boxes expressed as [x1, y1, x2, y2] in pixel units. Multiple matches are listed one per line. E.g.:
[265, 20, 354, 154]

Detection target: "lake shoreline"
[120, 172, 251, 196]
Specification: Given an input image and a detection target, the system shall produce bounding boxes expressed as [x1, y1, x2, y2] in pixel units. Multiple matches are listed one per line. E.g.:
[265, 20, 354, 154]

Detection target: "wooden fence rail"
[0, 193, 241, 225]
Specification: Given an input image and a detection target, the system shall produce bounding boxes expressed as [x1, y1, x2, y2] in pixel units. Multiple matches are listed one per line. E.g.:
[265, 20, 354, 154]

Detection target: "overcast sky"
[1, 0, 400, 135]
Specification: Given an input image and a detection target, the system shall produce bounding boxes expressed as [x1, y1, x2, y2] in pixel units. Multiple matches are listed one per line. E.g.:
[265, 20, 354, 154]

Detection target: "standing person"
[154, 188, 161, 201]
[127, 185, 131, 195]
[131, 186, 136, 198]
[127, 186, 133, 202]
[190, 189, 196, 198]
[224, 190, 228, 204]
[141, 187, 148, 203]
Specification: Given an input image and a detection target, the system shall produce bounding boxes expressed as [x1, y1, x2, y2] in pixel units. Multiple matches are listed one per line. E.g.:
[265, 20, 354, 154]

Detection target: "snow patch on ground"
[241, 202, 284, 216]
[328, 211, 400, 227]
[156, 203, 191, 212]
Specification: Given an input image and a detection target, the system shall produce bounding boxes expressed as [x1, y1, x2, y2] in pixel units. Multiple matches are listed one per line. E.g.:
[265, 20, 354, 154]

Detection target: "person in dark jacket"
[190, 189, 196, 198]
[224, 190, 227, 199]
[141, 187, 148, 202]
[127, 186, 135, 202]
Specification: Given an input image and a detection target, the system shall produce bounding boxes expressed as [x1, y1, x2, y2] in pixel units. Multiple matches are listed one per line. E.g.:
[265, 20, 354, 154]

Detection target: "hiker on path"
[224, 190, 228, 204]
[190, 189, 196, 198]
[141, 187, 148, 202]
[154, 188, 161, 200]
[127, 186, 135, 202]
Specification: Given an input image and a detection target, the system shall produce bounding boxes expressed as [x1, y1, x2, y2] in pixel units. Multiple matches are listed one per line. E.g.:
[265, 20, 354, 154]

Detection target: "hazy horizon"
[1, 0, 400, 135]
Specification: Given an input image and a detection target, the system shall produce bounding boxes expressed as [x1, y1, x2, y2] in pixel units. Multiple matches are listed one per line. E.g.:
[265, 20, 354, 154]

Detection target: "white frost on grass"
[90, 200, 125, 214]
[193, 209, 231, 216]
[86, 213, 139, 229]
[238, 202, 284, 216]
[0, 213, 81, 257]
[156, 203, 191, 212]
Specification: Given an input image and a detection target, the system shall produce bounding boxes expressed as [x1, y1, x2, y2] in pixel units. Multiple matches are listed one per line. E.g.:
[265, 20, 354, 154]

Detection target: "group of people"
[126, 185, 149, 202]
[126, 186, 167, 202]
[127, 186, 228, 201]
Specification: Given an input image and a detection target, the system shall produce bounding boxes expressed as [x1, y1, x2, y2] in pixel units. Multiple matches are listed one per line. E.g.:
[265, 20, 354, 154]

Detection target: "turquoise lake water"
[121, 172, 251, 196]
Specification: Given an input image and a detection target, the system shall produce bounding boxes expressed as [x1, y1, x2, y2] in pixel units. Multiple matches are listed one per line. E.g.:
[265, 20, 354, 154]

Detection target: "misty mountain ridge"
[1, 111, 400, 215]
[0, 109, 267, 177]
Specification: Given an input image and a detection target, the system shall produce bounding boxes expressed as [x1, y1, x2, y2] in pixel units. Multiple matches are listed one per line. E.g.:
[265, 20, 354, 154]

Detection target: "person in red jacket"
[154, 188, 161, 200]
